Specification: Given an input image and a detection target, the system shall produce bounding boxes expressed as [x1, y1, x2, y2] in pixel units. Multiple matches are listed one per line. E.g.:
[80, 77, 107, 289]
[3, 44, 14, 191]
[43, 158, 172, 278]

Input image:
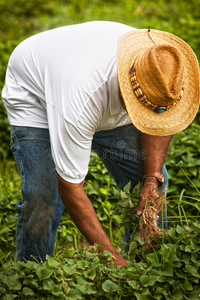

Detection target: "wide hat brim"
[117, 29, 200, 136]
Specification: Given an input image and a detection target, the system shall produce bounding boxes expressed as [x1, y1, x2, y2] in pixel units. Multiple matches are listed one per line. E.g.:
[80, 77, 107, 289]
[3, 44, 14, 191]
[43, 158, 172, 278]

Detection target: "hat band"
[129, 65, 184, 113]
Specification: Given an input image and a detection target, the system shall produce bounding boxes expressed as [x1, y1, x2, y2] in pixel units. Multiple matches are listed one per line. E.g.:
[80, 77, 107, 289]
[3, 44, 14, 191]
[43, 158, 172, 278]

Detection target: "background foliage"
[0, 0, 200, 298]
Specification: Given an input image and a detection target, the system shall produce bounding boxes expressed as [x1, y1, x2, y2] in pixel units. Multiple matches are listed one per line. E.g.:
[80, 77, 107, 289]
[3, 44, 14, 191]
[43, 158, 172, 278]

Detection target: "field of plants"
[0, 0, 200, 299]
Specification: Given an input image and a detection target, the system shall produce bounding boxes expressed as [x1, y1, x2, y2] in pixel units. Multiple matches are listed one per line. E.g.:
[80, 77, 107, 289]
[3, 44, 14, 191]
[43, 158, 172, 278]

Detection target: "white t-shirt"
[2, 21, 135, 182]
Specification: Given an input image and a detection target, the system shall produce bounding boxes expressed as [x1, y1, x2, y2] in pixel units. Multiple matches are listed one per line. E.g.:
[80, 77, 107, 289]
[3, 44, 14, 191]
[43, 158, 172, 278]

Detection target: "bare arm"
[57, 174, 127, 266]
[137, 133, 172, 215]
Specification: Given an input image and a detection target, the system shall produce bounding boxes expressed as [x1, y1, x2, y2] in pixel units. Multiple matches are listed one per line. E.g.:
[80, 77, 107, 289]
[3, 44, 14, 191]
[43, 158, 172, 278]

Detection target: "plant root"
[139, 205, 159, 245]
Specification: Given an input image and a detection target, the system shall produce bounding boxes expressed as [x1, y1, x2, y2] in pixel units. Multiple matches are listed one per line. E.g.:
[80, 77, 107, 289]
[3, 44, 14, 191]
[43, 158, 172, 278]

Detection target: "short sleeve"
[48, 107, 94, 183]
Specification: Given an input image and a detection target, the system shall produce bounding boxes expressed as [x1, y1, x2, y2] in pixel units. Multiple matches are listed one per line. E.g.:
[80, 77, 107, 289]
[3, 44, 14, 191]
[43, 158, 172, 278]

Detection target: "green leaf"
[162, 265, 173, 277]
[167, 251, 179, 263]
[99, 188, 107, 195]
[120, 191, 128, 201]
[2, 295, 13, 300]
[22, 287, 35, 296]
[190, 239, 200, 251]
[46, 255, 61, 268]
[191, 253, 200, 267]
[68, 288, 83, 299]
[83, 268, 96, 280]
[134, 290, 152, 300]
[184, 265, 200, 277]
[128, 280, 140, 290]
[168, 228, 176, 238]
[176, 225, 186, 234]
[190, 277, 199, 284]
[193, 222, 200, 230]
[151, 294, 163, 300]
[62, 280, 70, 295]
[175, 269, 186, 279]
[123, 181, 132, 193]
[76, 284, 96, 295]
[146, 253, 159, 267]
[128, 199, 134, 208]
[63, 265, 77, 275]
[102, 280, 118, 292]
[43, 280, 66, 298]
[76, 260, 87, 269]
[4, 274, 22, 291]
[186, 291, 200, 300]
[36, 267, 54, 279]
[43, 280, 56, 291]
[182, 254, 190, 265]
[63, 248, 76, 258]
[150, 269, 163, 277]
[76, 277, 88, 285]
[185, 245, 193, 253]
[117, 199, 129, 208]
[154, 287, 168, 295]
[129, 241, 138, 251]
[140, 275, 160, 286]
[172, 287, 183, 300]
[182, 279, 193, 292]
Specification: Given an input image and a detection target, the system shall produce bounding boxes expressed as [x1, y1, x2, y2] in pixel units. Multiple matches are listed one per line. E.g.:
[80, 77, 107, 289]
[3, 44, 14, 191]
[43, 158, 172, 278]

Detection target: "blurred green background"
[0, 0, 200, 198]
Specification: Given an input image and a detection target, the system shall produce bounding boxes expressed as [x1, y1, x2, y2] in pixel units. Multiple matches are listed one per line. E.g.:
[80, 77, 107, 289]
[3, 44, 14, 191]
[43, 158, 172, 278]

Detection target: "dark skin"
[139, 133, 172, 215]
[57, 94, 172, 267]
[57, 176, 127, 266]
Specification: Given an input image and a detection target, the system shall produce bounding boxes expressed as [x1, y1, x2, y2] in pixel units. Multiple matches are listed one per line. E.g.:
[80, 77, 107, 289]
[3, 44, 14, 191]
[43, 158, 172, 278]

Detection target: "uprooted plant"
[139, 197, 160, 244]
[113, 181, 165, 250]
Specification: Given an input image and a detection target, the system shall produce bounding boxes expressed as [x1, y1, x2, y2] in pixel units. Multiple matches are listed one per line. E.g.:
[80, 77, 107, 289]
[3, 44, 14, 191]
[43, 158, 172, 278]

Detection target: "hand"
[98, 244, 127, 267]
[112, 252, 127, 267]
[137, 178, 162, 216]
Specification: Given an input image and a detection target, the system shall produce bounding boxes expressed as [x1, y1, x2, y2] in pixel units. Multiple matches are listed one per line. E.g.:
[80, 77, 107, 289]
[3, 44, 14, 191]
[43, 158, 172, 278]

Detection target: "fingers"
[112, 253, 127, 267]
[138, 184, 162, 215]
[137, 199, 146, 216]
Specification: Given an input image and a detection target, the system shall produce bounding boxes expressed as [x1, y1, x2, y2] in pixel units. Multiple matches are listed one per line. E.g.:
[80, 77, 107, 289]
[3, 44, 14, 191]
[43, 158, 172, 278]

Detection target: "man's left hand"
[137, 178, 162, 215]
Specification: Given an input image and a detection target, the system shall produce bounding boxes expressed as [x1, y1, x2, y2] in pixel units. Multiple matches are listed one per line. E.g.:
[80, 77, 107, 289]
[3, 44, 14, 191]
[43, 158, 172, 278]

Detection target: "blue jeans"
[10, 126, 65, 262]
[10, 124, 168, 262]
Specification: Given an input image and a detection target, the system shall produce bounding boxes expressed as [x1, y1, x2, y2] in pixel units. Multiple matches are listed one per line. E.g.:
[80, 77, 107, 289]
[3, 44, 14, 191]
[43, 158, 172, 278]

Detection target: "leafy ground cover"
[1, 154, 200, 299]
[0, 0, 200, 159]
[1, 227, 200, 300]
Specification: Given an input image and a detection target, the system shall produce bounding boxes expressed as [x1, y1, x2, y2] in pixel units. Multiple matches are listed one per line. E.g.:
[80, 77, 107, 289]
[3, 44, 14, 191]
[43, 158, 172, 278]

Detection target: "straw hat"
[117, 28, 200, 136]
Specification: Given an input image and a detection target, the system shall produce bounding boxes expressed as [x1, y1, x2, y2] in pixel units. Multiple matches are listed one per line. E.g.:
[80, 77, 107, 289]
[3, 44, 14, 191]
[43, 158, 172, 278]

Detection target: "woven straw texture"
[117, 29, 200, 136]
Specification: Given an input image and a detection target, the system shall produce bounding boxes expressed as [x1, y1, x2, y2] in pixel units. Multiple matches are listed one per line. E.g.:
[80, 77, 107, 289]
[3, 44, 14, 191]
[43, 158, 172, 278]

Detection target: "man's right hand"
[98, 244, 127, 267]
[112, 252, 127, 267]
[57, 174, 127, 267]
